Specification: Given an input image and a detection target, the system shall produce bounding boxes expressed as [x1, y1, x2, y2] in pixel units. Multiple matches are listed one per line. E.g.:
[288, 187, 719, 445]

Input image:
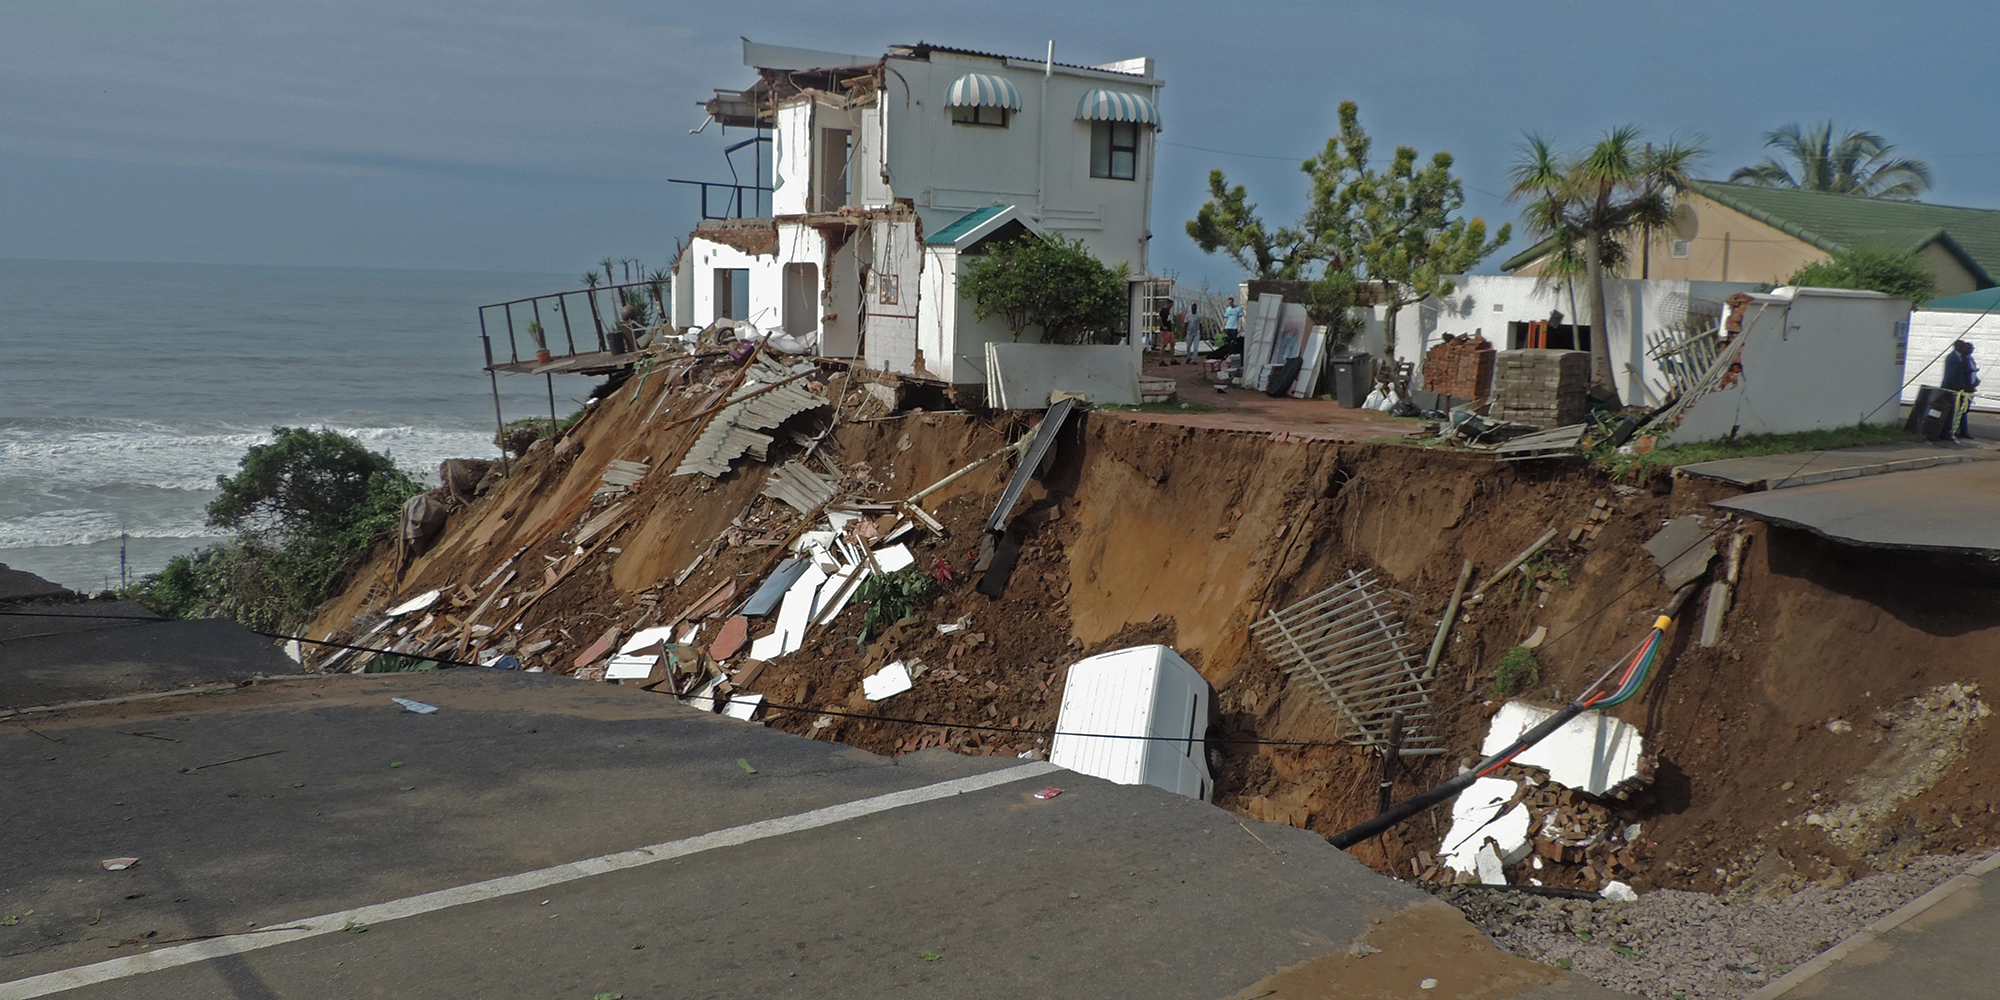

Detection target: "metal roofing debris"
[601, 459, 648, 487]
[1254, 569, 1435, 752]
[742, 557, 811, 617]
[575, 503, 628, 545]
[673, 373, 830, 478]
[762, 460, 839, 513]
[1481, 701, 1648, 797]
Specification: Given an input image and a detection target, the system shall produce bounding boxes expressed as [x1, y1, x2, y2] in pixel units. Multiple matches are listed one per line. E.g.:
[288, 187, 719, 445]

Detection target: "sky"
[4, 0, 1997, 288]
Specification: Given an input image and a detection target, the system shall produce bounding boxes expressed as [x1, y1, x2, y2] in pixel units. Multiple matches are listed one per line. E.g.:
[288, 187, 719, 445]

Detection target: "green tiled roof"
[1924, 287, 2000, 312]
[924, 205, 1011, 245]
[1683, 181, 2000, 285]
[1500, 182, 2000, 286]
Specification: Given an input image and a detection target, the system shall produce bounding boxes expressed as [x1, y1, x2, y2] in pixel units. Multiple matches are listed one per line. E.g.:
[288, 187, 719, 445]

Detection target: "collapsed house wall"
[313, 361, 2000, 898]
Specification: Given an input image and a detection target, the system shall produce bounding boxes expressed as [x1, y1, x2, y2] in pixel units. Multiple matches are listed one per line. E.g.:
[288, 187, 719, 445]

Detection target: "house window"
[1671, 239, 1691, 259]
[950, 105, 1010, 127]
[878, 273, 900, 306]
[714, 268, 749, 321]
[1090, 121, 1139, 180]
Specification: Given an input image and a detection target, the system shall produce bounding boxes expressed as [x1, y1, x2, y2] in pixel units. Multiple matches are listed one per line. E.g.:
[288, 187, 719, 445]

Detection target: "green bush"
[959, 234, 1130, 344]
[1788, 248, 1936, 304]
[856, 567, 937, 640]
[1494, 646, 1542, 696]
[130, 428, 424, 632]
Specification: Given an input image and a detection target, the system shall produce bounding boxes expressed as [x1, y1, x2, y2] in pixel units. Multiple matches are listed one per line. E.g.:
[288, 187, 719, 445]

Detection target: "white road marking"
[0, 761, 1059, 999]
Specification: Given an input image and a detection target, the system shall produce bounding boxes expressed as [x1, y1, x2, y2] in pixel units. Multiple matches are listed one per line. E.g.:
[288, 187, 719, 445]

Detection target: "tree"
[208, 426, 408, 538]
[1339, 140, 1510, 358]
[1789, 248, 1937, 304]
[1190, 101, 1508, 359]
[1729, 121, 1932, 200]
[1186, 170, 1315, 280]
[959, 234, 1129, 344]
[1509, 128, 1705, 401]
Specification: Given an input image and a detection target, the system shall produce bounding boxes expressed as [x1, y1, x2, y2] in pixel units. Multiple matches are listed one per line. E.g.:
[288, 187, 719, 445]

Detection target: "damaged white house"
[670, 39, 1161, 392]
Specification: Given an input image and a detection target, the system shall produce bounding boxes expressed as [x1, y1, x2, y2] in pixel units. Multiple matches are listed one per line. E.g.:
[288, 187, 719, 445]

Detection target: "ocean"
[0, 259, 597, 593]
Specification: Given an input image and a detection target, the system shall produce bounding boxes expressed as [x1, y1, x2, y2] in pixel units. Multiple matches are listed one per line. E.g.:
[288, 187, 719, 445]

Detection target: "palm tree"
[1509, 128, 1705, 402]
[1729, 122, 1932, 200]
[599, 257, 617, 287]
[582, 271, 607, 351]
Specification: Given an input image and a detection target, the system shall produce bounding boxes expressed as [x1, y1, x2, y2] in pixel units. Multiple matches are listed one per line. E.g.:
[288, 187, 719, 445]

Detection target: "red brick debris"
[1422, 333, 1495, 402]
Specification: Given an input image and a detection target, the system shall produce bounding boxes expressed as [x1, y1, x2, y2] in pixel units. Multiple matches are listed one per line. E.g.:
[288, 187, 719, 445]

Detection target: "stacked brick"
[1421, 333, 1495, 402]
[1487, 349, 1591, 428]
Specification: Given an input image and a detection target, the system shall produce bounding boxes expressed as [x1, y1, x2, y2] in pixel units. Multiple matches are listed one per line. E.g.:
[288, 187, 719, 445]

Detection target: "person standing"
[1183, 301, 1202, 361]
[1942, 339, 1981, 439]
[1222, 296, 1244, 344]
[1156, 300, 1173, 357]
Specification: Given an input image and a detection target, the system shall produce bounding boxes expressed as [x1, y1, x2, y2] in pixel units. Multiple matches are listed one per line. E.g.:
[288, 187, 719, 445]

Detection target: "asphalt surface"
[0, 603, 302, 710]
[1711, 459, 2000, 556]
[0, 671, 1630, 999]
[1753, 850, 2000, 1000]
[1678, 441, 1989, 490]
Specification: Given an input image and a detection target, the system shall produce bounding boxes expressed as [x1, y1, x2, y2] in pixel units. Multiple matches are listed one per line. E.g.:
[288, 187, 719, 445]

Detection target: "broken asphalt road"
[1, 671, 1630, 999]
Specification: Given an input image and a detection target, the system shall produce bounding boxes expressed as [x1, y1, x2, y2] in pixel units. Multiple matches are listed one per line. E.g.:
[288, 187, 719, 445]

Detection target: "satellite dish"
[1669, 204, 1699, 240]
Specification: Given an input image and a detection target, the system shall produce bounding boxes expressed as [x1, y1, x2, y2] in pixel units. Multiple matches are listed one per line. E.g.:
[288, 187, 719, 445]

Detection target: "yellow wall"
[1511, 191, 1983, 295]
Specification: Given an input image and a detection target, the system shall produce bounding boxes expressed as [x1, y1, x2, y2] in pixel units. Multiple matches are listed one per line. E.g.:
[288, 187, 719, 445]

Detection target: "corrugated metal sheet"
[762, 460, 839, 513]
[672, 377, 830, 478]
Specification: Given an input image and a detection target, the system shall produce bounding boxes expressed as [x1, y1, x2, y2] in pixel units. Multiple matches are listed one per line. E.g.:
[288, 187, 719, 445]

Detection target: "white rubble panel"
[604, 653, 659, 681]
[873, 544, 916, 573]
[862, 660, 914, 702]
[721, 693, 764, 721]
[769, 564, 828, 657]
[1482, 700, 1645, 795]
[1437, 777, 1531, 875]
[619, 626, 676, 656]
[385, 590, 441, 617]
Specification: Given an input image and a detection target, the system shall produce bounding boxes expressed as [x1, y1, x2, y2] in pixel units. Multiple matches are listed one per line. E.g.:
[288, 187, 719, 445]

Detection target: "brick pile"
[1421, 333, 1495, 401]
[1488, 349, 1590, 428]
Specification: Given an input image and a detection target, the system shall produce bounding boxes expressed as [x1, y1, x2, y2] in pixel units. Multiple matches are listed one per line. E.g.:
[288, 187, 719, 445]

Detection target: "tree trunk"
[1382, 294, 1398, 360]
[1581, 227, 1620, 404]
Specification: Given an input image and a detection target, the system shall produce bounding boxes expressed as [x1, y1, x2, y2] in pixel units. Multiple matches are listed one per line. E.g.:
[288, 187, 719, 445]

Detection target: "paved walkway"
[0, 671, 1627, 999]
[1678, 441, 1991, 491]
[1118, 361, 1419, 442]
[1, 603, 301, 711]
[1748, 850, 2000, 999]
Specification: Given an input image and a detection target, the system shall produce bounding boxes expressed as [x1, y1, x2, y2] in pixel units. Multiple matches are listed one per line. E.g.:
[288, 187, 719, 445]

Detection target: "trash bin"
[1330, 352, 1373, 408]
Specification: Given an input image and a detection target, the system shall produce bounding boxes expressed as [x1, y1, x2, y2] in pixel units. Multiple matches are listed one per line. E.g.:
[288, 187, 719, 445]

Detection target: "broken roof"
[923, 204, 1044, 249]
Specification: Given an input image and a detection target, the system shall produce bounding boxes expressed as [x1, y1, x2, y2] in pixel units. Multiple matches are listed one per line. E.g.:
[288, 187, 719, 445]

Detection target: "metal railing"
[667, 179, 771, 220]
[476, 279, 670, 369]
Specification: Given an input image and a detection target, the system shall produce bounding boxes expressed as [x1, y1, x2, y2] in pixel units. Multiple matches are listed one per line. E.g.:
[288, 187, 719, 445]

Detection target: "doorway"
[783, 262, 820, 344]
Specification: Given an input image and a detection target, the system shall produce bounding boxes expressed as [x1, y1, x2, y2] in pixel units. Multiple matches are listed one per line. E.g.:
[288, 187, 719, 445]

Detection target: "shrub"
[959, 234, 1130, 344]
[1494, 646, 1542, 696]
[131, 428, 423, 632]
[1788, 248, 1936, 304]
[856, 567, 937, 640]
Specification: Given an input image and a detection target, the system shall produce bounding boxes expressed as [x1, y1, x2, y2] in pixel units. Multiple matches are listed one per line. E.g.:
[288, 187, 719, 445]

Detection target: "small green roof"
[1923, 287, 2000, 312]
[924, 205, 1012, 246]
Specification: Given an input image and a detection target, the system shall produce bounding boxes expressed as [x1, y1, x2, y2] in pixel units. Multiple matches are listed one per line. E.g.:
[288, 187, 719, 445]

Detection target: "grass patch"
[1592, 421, 1917, 478]
[1102, 400, 1219, 414]
[1494, 646, 1542, 696]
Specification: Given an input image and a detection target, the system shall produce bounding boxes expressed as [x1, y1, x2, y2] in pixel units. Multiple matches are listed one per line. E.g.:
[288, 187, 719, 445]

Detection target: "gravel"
[1431, 851, 1980, 1000]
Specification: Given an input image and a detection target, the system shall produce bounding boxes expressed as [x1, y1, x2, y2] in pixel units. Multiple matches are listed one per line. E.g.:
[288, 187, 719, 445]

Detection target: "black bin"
[1330, 352, 1373, 408]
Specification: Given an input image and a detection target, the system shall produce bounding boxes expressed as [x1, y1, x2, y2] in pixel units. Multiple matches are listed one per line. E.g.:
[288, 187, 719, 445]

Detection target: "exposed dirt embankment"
[314, 358, 2000, 896]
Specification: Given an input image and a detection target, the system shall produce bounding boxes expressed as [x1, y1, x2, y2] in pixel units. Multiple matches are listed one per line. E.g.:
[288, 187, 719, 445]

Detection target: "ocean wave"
[0, 509, 229, 549]
[0, 421, 498, 491]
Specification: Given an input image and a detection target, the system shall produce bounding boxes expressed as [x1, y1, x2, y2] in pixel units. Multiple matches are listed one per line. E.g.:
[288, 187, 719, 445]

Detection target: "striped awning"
[945, 73, 1021, 110]
[1075, 89, 1158, 125]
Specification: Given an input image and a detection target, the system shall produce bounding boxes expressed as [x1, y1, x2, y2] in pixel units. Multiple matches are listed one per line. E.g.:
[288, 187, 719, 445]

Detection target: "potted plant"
[527, 319, 552, 364]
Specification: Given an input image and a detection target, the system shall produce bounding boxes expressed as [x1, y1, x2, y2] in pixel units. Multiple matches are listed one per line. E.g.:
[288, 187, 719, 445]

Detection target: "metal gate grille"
[1252, 569, 1437, 751]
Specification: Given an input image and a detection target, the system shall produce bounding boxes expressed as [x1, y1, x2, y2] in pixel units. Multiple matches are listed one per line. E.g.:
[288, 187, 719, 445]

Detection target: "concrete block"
[1481, 701, 1647, 796]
